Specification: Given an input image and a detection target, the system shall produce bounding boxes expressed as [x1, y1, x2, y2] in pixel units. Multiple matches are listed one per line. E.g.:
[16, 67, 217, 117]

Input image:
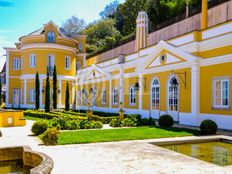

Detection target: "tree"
[35, 72, 40, 110]
[65, 82, 70, 111]
[53, 65, 57, 109]
[82, 18, 122, 53]
[45, 67, 50, 112]
[62, 16, 86, 33]
[99, 0, 120, 19]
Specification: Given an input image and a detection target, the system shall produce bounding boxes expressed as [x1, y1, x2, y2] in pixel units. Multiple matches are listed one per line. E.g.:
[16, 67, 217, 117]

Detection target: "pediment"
[86, 69, 106, 80]
[145, 50, 186, 69]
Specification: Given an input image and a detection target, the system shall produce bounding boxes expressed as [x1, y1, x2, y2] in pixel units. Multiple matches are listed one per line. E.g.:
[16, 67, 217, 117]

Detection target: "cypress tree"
[65, 82, 70, 111]
[35, 72, 40, 109]
[45, 67, 50, 112]
[53, 65, 57, 109]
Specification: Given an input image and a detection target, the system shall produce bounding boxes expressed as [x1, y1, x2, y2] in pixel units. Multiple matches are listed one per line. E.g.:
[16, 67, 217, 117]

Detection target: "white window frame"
[102, 89, 106, 105]
[151, 78, 160, 110]
[13, 58, 20, 70]
[47, 31, 55, 43]
[129, 86, 136, 105]
[30, 54, 36, 68]
[213, 77, 230, 109]
[113, 88, 118, 105]
[47, 55, 55, 68]
[168, 76, 179, 112]
[29, 89, 35, 102]
[65, 56, 70, 70]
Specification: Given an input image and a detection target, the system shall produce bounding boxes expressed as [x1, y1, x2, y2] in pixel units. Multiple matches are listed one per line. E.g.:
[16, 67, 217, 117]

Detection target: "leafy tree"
[62, 15, 86, 33]
[99, 0, 120, 19]
[45, 67, 50, 113]
[35, 72, 40, 110]
[82, 18, 122, 53]
[65, 82, 70, 111]
[53, 65, 57, 109]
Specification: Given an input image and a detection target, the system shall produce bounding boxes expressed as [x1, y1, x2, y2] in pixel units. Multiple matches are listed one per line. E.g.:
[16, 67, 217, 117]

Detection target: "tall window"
[129, 87, 136, 105]
[13, 58, 20, 70]
[151, 78, 160, 110]
[84, 92, 88, 105]
[29, 89, 35, 102]
[102, 89, 106, 104]
[30, 54, 36, 68]
[65, 56, 70, 70]
[213, 78, 230, 108]
[113, 88, 118, 105]
[92, 87, 97, 106]
[168, 76, 179, 111]
[47, 31, 55, 43]
[47, 55, 55, 75]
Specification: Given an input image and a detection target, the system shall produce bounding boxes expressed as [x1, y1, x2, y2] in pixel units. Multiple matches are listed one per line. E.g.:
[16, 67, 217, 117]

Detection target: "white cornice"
[20, 43, 77, 53]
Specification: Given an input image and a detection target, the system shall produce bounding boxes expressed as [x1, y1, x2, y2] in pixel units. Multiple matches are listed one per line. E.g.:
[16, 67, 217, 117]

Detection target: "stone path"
[0, 121, 231, 174]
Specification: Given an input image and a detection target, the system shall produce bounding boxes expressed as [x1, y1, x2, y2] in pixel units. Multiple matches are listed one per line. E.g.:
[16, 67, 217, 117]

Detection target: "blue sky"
[0, 0, 124, 67]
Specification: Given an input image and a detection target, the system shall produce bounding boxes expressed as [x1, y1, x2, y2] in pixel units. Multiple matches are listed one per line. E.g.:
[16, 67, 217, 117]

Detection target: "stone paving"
[0, 121, 232, 174]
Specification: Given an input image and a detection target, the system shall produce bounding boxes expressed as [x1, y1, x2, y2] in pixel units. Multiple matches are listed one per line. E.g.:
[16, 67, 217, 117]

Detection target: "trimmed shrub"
[121, 118, 137, 127]
[125, 114, 141, 126]
[31, 120, 49, 135]
[109, 118, 121, 127]
[200, 120, 218, 135]
[158, 115, 174, 127]
[64, 120, 80, 130]
[140, 117, 156, 126]
[91, 121, 103, 129]
[51, 118, 67, 130]
[41, 128, 60, 145]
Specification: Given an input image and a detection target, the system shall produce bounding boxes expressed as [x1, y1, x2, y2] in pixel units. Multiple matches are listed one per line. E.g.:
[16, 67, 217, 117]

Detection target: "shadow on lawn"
[150, 125, 201, 136]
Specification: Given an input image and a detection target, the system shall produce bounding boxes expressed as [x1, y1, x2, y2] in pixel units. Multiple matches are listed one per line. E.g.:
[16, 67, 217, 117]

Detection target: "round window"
[160, 54, 166, 64]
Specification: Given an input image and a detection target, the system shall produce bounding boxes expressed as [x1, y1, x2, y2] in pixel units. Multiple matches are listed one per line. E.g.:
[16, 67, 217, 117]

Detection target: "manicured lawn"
[24, 116, 48, 121]
[58, 126, 199, 145]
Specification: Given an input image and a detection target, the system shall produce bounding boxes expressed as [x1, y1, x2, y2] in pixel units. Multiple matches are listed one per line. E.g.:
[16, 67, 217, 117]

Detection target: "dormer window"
[47, 31, 55, 43]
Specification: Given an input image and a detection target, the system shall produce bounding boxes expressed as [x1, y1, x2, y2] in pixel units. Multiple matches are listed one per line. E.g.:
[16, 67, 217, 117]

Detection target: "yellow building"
[5, 1, 232, 130]
[4, 21, 86, 109]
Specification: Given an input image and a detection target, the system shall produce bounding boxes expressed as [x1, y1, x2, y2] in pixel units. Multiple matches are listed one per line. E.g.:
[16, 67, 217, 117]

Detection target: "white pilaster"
[40, 78, 43, 108]
[119, 64, 124, 103]
[109, 79, 112, 108]
[58, 80, 62, 109]
[191, 64, 200, 126]
[72, 81, 75, 109]
[139, 75, 143, 112]
[24, 79, 27, 105]
[5, 51, 9, 106]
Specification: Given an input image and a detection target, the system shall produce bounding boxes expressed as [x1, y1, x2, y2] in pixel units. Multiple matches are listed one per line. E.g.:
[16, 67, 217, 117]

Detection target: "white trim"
[13, 58, 20, 70]
[112, 88, 119, 105]
[20, 74, 75, 80]
[150, 77, 160, 111]
[200, 54, 232, 67]
[138, 75, 143, 112]
[21, 43, 77, 53]
[129, 86, 136, 106]
[109, 79, 112, 108]
[29, 54, 36, 68]
[6, 50, 10, 105]
[101, 88, 107, 105]
[24, 80, 27, 105]
[168, 33, 194, 46]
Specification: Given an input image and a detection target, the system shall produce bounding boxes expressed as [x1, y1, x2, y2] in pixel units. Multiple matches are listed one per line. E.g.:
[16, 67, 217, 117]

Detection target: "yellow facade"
[0, 111, 26, 127]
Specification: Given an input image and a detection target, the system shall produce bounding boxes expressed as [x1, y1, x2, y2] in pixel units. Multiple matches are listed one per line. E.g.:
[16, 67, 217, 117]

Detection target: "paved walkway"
[0, 121, 232, 174]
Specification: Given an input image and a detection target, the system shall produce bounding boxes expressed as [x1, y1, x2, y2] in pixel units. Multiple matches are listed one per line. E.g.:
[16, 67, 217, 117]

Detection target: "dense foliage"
[40, 128, 60, 145]
[35, 72, 40, 110]
[200, 119, 218, 135]
[53, 65, 57, 109]
[45, 67, 50, 112]
[158, 115, 174, 127]
[31, 120, 49, 135]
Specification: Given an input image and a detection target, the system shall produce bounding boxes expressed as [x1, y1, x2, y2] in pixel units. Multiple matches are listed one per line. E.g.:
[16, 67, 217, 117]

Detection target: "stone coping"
[0, 146, 53, 174]
[0, 109, 23, 113]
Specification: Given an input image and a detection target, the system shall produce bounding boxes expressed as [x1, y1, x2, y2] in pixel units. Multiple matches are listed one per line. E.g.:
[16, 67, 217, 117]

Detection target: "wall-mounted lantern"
[134, 77, 146, 92]
[81, 89, 86, 94]
[58, 89, 61, 94]
[171, 71, 187, 89]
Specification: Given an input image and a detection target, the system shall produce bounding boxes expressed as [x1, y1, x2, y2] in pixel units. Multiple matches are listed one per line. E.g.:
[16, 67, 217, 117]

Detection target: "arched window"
[47, 31, 55, 43]
[168, 76, 179, 111]
[151, 78, 160, 110]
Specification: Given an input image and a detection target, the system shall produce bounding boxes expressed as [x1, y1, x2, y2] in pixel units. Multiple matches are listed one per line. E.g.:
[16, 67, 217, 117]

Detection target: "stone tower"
[135, 12, 149, 51]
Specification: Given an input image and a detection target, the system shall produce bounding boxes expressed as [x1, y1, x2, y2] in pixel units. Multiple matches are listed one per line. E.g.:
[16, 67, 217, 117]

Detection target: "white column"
[39, 78, 43, 108]
[58, 80, 62, 109]
[24, 79, 27, 106]
[72, 81, 75, 109]
[119, 64, 124, 103]
[109, 79, 112, 109]
[139, 75, 143, 112]
[191, 64, 200, 126]
[5, 51, 9, 106]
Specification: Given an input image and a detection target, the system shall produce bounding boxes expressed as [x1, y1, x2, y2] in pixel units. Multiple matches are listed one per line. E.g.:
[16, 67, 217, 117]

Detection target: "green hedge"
[76, 110, 119, 117]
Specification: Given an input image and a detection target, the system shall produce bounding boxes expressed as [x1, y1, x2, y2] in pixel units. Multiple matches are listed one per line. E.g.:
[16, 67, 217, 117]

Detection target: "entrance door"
[150, 78, 160, 119]
[167, 76, 179, 122]
[12, 89, 20, 108]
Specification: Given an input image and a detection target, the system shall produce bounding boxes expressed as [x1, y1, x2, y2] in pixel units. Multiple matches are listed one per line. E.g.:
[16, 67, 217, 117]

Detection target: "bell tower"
[135, 12, 149, 51]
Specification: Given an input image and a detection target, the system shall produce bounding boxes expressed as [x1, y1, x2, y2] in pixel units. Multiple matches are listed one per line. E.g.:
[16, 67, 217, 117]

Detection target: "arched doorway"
[150, 78, 160, 118]
[167, 75, 179, 122]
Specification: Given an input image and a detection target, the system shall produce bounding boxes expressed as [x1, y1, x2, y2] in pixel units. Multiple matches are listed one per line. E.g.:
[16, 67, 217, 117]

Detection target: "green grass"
[24, 116, 45, 121]
[58, 126, 199, 145]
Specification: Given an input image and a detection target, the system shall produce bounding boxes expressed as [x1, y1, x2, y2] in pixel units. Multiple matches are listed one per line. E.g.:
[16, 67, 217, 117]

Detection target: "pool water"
[0, 160, 31, 174]
[160, 140, 232, 166]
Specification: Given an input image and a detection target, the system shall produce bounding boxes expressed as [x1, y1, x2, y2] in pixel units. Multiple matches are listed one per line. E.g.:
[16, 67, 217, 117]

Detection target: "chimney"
[135, 12, 149, 51]
[201, 0, 208, 30]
